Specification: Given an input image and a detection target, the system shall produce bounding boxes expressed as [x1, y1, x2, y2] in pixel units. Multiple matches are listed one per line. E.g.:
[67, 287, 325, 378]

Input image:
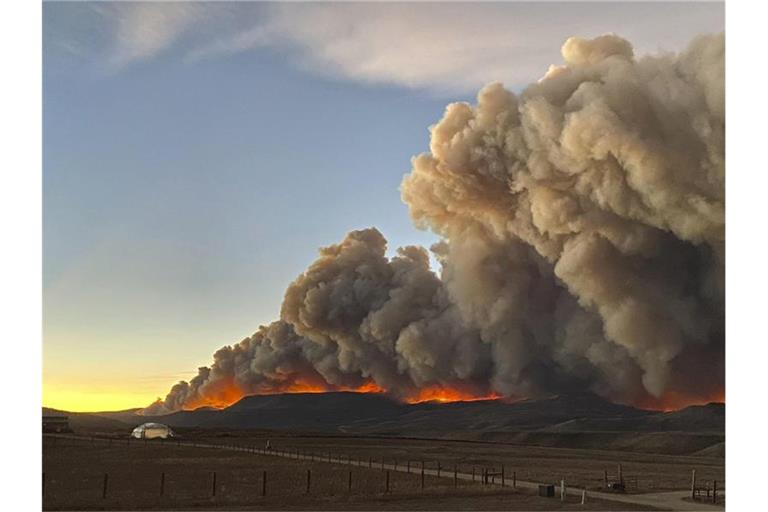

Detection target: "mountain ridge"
[46, 391, 724, 435]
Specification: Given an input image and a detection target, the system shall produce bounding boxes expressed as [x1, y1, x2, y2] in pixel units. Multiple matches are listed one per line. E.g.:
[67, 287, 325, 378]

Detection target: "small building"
[131, 422, 175, 439]
[43, 415, 70, 433]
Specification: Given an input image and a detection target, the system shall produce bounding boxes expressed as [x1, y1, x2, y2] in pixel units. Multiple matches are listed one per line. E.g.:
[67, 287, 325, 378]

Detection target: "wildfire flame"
[182, 381, 249, 411]
[405, 385, 502, 404]
[177, 377, 722, 412]
[635, 389, 725, 412]
[181, 378, 385, 411]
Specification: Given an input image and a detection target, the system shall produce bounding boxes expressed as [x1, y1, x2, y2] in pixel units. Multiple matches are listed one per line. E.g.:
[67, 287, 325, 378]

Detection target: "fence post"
[102, 473, 109, 499]
[421, 461, 425, 491]
[501, 464, 505, 487]
[212, 472, 217, 496]
[160, 472, 165, 496]
[328, 452, 331, 463]
[713, 480, 717, 504]
[262, 470, 267, 497]
[472, 466, 475, 482]
[437, 461, 441, 478]
[618, 463, 623, 486]
[513, 471, 516, 489]
[369, 456, 372, 468]
[454, 465, 458, 488]
[690, 469, 696, 500]
[581, 488, 586, 505]
[385, 470, 390, 493]
[604, 469, 608, 489]
[407, 460, 410, 473]
[394, 459, 397, 471]
[560, 479, 566, 501]
[306, 469, 311, 494]
[348, 470, 353, 492]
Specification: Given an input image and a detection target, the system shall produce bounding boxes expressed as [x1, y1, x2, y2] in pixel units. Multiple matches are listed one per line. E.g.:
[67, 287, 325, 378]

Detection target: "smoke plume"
[144, 33, 724, 415]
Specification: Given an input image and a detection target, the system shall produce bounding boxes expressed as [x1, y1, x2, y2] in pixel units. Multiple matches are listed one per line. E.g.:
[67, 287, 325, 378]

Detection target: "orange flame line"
[180, 378, 723, 412]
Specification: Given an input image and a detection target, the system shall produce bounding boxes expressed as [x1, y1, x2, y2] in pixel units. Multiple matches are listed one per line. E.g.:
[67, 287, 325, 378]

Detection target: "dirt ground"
[150, 428, 724, 494]
[42, 437, 658, 511]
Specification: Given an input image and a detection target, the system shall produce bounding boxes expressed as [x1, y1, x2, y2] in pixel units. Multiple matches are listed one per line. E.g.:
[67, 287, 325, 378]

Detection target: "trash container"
[538, 484, 555, 497]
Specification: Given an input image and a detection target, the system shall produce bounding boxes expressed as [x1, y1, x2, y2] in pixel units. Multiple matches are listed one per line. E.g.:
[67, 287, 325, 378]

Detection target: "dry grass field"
[168, 428, 725, 494]
[42, 436, 659, 511]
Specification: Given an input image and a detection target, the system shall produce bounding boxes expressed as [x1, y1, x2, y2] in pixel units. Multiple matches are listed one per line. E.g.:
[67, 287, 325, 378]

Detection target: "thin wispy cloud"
[185, 24, 275, 63]
[102, 2, 207, 70]
[44, 1, 240, 73]
[46, 2, 724, 92]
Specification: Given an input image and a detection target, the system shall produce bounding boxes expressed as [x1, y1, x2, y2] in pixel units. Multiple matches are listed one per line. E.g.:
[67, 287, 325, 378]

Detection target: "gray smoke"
[144, 33, 724, 414]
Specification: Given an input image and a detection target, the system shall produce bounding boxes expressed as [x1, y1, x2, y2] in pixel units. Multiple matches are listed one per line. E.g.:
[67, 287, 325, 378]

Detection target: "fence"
[43, 434, 724, 506]
[43, 434, 523, 509]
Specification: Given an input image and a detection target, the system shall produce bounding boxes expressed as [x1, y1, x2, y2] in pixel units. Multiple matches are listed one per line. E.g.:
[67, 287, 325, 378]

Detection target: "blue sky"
[42, 1, 724, 411]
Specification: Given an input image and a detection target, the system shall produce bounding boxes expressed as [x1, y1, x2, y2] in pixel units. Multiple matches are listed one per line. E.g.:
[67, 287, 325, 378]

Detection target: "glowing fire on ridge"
[636, 389, 725, 412]
[172, 376, 723, 412]
[180, 378, 386, 411]
[405, 385, 502, 404]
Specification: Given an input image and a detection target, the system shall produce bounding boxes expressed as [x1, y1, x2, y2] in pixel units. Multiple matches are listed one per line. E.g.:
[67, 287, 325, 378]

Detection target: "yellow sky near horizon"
[42, 356, 198, 412]
[43, 386, 156, 412]
[42, 326, 217, 412]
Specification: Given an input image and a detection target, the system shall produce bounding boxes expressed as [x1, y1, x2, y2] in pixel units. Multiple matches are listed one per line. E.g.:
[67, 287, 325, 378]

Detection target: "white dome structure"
[131, 422, 175, 439]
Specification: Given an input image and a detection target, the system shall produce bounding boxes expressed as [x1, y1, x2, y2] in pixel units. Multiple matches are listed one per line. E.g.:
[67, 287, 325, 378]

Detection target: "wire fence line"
[43, 433, 723, 508]
[43, 434, 515, 506]
[44, 433, 521, 489]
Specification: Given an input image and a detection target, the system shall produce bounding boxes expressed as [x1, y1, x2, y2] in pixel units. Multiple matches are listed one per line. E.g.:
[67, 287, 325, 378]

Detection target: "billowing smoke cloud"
[144, 33, 724, 415]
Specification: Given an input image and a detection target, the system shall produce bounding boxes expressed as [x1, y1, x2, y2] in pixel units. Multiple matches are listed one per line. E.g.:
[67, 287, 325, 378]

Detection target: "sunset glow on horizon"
[43, 386, 159, 413]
